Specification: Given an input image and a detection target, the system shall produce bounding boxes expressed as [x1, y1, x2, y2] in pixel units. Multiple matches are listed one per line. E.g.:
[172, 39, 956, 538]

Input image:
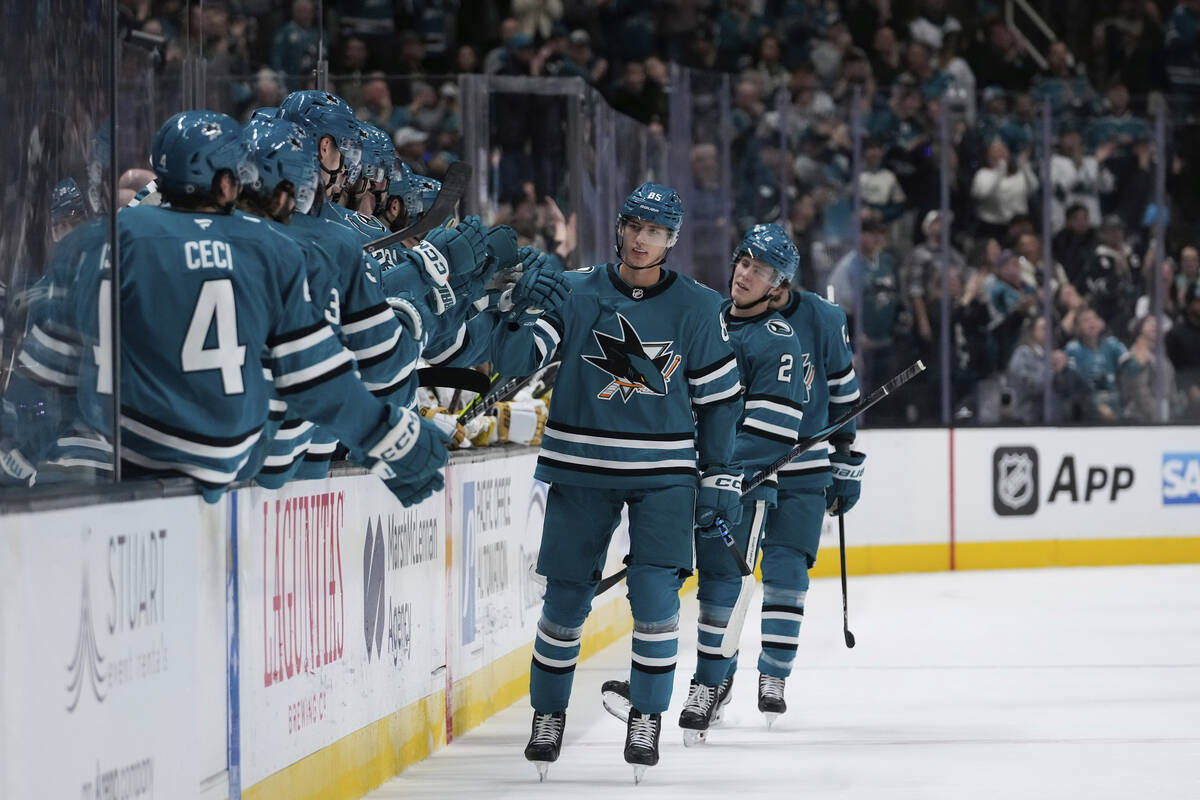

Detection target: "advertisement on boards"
[236, 476, 446, 788]
[957, 427, 1200, 541]
[0, 496, 215, 800]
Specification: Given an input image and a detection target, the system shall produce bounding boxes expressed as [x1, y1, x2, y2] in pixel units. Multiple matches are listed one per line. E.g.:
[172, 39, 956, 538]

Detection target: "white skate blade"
[601, 691, 631, 724]
[764, 711, 780, 729]
[681, 728, 707, 747]
[534, 762, 550, 782]
[632, 765, 647, 784]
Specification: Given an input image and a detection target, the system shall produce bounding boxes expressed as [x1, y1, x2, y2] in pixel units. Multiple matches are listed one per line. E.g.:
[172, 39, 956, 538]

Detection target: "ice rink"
[368, 565, 1200, 799]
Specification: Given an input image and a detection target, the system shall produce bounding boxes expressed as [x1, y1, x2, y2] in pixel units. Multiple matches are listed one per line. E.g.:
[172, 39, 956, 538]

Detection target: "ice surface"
[368, 565, 1200, 799]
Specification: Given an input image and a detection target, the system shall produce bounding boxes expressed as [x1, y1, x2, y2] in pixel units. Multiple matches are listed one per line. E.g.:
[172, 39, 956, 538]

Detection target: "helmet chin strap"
[614, 223, 673, 270]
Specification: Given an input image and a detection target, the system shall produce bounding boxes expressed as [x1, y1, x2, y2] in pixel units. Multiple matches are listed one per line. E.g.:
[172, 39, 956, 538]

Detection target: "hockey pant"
[693, 498, 768, 687]
[530, 482, 695, 715]
[758, 488, 825, 679]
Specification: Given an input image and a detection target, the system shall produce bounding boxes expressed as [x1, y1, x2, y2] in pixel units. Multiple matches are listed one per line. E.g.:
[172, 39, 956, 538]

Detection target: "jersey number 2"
[777, 353, 793, 383]
[93, 278, 246, 395]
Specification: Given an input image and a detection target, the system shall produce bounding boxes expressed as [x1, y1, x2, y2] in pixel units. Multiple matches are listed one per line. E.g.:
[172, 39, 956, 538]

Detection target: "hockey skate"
[757, 673, 787, 728]
[601, 678, 632, 723]
[524, 711, 565, 781]
[624, 708, 662, 784]
[678, 679, 721, 746]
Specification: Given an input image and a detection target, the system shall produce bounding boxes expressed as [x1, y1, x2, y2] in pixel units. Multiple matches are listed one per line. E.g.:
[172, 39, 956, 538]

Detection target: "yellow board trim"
[954, 536, 1200, 570]
[242, 691, 446, 800]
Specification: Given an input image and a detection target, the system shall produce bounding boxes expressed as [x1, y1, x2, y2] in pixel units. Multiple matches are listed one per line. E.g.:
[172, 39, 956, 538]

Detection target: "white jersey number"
[181, 279, 247, 394]
[95, 277, 247, 396]
[777, 353, 794, 383]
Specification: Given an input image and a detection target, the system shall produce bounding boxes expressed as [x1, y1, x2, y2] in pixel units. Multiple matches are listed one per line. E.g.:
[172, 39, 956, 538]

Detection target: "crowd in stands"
[107, 1, 1200, 424]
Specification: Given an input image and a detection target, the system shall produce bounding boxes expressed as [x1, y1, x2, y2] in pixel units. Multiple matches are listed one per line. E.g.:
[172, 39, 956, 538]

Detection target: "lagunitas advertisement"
[236, 476, 445, 789]
[0, 496, 209, 800]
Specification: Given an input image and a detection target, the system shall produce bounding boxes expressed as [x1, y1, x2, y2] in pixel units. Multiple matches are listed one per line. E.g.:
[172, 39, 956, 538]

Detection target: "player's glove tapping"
[364, 406, 450, 507]
[826, 448, 865, 515]
[507, 261, 570, 327]
[695, 467, 744, 536]
[411, 215, 488, 313]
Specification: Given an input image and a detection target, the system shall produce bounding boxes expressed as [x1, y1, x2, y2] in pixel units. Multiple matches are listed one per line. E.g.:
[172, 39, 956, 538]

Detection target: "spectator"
[483, 18, 521, 74]
[405, 81, 443, 134]
[900, 40, 952, 101]
[746, 33, 791, 97]
[1015, 233, 1070, 292]
[1165, 0, 1200, 117]
[971, 17, 1038, 92]
[393, 126, 429, 173]
[360, 74, 406, 134]
[333, 36, 371, 109]
[830, 47, 877, 110]
[1092, 0, 1165, 98]
[395, 31, 427, 77]
[1066, 306, 1128, 421]
[811, 21, 855, 91]
[608, 61, 667, 127]
[714, 0, 769, 72]
[1007, 315, 1088, 423]
[270, 0, 324, 90]
[971, 138, 1038, 242]
[870, 25, 905, 89]
[937, 30, 977, 123]
[513, 0, 564, 40]
[988, 249, 1040, 376]
[455, 44, 479, 73]
[1032, 41, 1098, 125]
[247, 68, 287, 117]
[859, 136, 906, 224]
[1053, 203, 1098, 285]
[1134, 257, 1180, 335]
[904, 210, 966, 349]
[1176, 246, 1200, 309]
[1054, 281, 1087, 346]
[1051, 129, 1110, 231]
[1120, 315, 1179, 421]
[1081, 214, 1141, 336]
[829, 220, 904, 397]
[786, 193, 828, 292]
[955, 263, 1003, 419]
[1165, 280, 1200, 420]
[1086, 81, 1151, 150]
[554, 29, 607, 86]
[909, 0, 963, 52]
[788, 64, 837, 132]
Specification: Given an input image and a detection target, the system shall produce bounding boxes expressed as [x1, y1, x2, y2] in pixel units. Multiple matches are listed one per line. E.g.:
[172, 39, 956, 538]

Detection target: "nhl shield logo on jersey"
[583, 313, 681, 402]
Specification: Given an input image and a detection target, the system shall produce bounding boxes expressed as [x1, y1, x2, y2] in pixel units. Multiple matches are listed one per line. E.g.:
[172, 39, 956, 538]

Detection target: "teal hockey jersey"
[490, 264, 742, 489]
[724, 302, 810, 505]
[774, 289, 860, 489]
[71, 205, 390, 495]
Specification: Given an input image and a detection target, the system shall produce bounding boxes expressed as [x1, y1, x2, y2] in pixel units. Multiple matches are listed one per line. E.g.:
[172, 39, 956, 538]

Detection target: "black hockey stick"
[838, 512, 856, 648]
[417, 366, 491, 396]
[596, 360, 927, 595]
[363, 161, 472, 252]
[457, 362, 560, 424]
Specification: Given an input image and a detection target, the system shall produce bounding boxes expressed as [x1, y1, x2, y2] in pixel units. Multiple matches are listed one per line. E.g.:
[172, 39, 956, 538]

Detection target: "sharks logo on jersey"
[583, 312, 681, 402]
[801, 352, 815, 404]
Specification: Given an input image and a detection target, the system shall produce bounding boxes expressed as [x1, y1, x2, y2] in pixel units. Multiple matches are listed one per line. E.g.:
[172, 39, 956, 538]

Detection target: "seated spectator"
[971, 138, 1038, 243]
[1119, 315, 1179, 422]
[871, 25, 905, 89]
[900, 40, 953, 101]
[1007, 315, 1088, 423]
[788, 64, 836, 130]
[1165, 280, 1200, 421]
[1053, 203, 1098, 286]
[1086, 81, 1151, 150]
[1081, 214, 1141, 337]
[859, 136, 906, 224]
[746, 33, 791, 97]
[1066, 306, 1128, 421]
[393, 126, 429, 172]
[1051, 129, 1110, 231]
[811, 21, 855, 90]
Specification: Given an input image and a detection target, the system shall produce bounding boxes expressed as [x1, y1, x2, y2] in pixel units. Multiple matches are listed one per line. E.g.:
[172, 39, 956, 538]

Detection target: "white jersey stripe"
[828, 369, 857, 387]
[31, 324, 81, 357]
[340, 307, 394, 335]
[687, 356, 737, 386]
[273, 349, 354, 389]
[121, 416, 260, 459]
[121, 448, 243, 485]
[541, 428, 694, 450]
[18, 351, 78, 387]
[692, 382, 742, 406]
[352, 327, 403, 361]
[743, 418, 799, 441]
[270, 324, 335, 358]
[745, 398, 803, 420]
[537, 449, 696, 472]
[830, 388, 861, 403]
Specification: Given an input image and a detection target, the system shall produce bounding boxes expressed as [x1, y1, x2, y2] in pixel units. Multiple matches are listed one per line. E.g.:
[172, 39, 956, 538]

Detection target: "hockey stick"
[838, 512, 856, 648]
[417, 366, 491, 396]
[363, 161, 472, 252]
[595, 360, 927, 595]
[457, 362, 560, 424]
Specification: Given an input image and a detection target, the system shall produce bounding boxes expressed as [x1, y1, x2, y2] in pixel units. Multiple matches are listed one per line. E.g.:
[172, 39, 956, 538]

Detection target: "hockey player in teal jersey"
[491, 183, 743, 781]
[751, 224, 865, 725]
[68, 111, 448, 505]
[237, 117, 424, 485]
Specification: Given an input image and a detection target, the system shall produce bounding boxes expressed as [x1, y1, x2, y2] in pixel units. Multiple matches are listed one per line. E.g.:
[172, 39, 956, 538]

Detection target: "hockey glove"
[508, 264, 570, 326]
[825, 449, 865, 515]
[419, 405, 467, 448]
[365, 406, 450, 507]
[408, 216, 487, 314]
[695, 468, 744, 536]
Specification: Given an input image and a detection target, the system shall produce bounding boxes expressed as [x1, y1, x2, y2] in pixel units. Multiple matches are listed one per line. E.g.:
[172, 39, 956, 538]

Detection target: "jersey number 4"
[94, 278, 247, 395]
